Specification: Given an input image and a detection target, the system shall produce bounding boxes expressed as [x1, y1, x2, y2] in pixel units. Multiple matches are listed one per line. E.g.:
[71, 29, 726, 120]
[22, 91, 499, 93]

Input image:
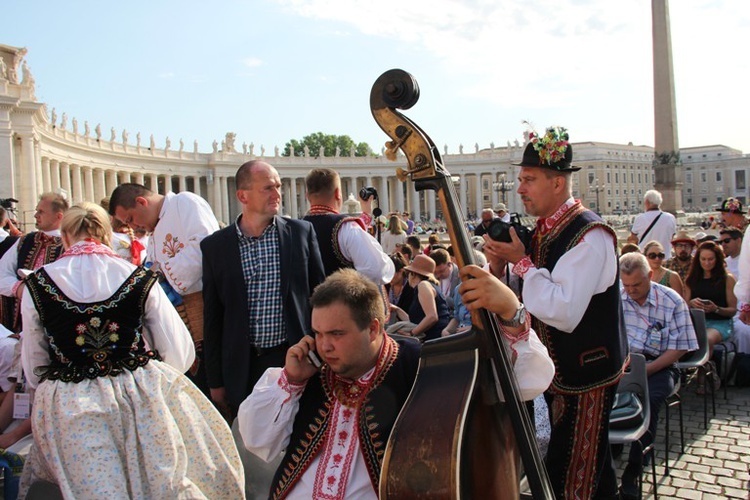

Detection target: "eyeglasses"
[674, 243, 693, 249]
[646, 252, 666, 260]
[719, 237, 735, 245]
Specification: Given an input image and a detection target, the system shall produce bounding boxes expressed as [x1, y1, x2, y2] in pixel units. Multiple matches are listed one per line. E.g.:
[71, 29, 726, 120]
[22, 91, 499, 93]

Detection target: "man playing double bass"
[238, 268, 554, 499]
[478, 126, 628, 499]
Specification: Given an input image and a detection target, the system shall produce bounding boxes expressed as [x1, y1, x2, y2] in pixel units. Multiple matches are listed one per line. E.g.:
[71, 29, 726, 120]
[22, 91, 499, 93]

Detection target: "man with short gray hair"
[618, 252, 697, 499]
[628, 189, 677, 259]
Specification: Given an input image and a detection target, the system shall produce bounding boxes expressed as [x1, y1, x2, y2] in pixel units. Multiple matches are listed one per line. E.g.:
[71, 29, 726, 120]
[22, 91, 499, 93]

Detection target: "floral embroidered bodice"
[25, 266, 161, 383]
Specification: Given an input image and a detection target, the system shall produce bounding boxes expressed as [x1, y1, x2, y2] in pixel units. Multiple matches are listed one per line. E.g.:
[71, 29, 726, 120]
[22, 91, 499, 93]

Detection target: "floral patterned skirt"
[18, 360, 244, 499]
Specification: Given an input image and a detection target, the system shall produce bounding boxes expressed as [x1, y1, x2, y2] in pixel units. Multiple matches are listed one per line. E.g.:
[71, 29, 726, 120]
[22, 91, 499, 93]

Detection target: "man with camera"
[480, 127, 627, 499]
[303, 169, 394, 286]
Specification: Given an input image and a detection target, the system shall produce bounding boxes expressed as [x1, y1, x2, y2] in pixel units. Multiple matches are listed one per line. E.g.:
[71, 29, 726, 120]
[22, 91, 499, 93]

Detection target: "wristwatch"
[499, 303, 527, 327]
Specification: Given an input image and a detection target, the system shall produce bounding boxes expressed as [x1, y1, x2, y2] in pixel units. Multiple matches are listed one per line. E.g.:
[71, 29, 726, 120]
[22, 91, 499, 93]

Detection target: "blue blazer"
[201, 215, 325, 408]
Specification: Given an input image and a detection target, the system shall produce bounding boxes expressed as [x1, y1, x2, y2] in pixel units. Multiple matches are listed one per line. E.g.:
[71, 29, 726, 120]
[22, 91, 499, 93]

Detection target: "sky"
[4, 0, 749, 157]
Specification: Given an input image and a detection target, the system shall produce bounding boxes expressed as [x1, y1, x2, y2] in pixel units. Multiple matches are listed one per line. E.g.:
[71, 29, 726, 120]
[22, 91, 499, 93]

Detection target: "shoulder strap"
[638, 212, 662, 244]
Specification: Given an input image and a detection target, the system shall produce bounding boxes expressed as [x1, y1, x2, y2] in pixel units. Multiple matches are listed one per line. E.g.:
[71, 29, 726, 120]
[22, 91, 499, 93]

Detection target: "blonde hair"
[61, 202, 112, 247]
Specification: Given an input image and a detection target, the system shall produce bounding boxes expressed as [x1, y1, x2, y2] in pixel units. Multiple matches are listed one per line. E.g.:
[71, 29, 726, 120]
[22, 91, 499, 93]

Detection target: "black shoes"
[619, 462, 641, 500]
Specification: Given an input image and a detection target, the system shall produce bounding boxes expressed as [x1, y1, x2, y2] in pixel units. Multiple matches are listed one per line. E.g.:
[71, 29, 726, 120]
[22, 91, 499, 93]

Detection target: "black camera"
[359, 186, 378, 201]
[487, 213, 533, 252]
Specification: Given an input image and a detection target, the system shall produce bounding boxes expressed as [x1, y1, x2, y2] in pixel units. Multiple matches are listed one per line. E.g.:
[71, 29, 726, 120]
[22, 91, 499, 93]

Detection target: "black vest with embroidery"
[17, 232, 64, 271]
[25, 266, 161, 383]
[303, 213, 362, 276]
[269, 338, 420, 499]
[530, 205, 627, 393]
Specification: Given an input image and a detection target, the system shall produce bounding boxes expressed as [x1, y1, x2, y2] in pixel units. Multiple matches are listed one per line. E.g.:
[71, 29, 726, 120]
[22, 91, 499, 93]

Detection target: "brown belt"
[175, 291, 204, 343]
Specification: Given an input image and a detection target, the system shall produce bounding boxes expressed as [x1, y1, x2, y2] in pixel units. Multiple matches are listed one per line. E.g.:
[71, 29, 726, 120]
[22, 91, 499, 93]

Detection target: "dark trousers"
[628, 367, 678, 466]
[545, 384, 619, 499]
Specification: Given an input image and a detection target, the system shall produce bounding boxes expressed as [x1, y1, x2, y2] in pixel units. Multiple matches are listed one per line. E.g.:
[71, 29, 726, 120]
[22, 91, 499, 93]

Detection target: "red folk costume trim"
[306, 205, 366, 269]
[564, 387, 608, 500]
[58, 240, 120, 259]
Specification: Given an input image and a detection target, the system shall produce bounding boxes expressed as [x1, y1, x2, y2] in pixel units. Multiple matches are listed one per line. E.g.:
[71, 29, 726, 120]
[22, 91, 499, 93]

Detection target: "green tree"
[283, 132, 372, 158]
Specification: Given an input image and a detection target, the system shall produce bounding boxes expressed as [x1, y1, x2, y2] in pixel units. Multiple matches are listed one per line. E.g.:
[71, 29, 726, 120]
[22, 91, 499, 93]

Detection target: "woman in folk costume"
[17, 203, 244, 499]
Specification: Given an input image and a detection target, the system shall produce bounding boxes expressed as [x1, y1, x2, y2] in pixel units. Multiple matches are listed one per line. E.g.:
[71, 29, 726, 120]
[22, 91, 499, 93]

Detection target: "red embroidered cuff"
[279, 369, 307, 403]
[360, 212, 373, 226]
[512, 256, 533, 278]
[741, 303, 750, 313]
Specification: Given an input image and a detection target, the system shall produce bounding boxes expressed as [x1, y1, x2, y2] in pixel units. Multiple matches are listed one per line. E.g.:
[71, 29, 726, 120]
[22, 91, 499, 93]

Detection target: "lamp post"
[493, 173, 515, 206]
[590, 182, 605, 215]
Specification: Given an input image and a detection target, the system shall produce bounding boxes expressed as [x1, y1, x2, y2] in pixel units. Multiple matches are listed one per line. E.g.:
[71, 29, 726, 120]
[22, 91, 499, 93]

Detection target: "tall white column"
[60, 162, 71, 200]
[220, 177, 230, 224]
[163, 175, 173, 194]
[211, 175, 221, 219]
[178, 175, 187, 193]
[393, 177, 404, 212]
[83, 167, 95, 203]
[133, 173, 145, 186]
[148, 174, 159, 193]
[409, 181, 420, 222]
[290, 177, 298, 219]
[0, 128, 16, 200]
[94, 169, 106, 202]
[474, 174, 483, 215]
[71, 164, 83, 204]
[459, 174, 468, 217]
[118, 172, 131, 185]
[191, 176, 200, 196]
[106, 170, 118, 197]
[280, 179, 289, 216]
[50, 159, 61, 192]
[42, 158, 52, 193]
[428, 192, 436, 221]
[18, 133, 38, 215]
[379, 176, 389, 211]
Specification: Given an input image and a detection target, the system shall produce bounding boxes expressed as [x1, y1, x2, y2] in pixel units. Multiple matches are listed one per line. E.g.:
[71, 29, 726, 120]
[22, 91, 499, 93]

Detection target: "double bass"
[370, 69, 554, 499]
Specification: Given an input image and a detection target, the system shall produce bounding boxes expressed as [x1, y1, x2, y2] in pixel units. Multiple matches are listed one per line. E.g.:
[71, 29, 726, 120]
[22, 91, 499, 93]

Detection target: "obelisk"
[652, 0, 682, 213]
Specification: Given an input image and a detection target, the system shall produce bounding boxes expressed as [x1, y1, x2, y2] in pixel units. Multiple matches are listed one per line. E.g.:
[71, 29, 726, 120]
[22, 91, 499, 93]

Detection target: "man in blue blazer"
[201, 160, 325, 416]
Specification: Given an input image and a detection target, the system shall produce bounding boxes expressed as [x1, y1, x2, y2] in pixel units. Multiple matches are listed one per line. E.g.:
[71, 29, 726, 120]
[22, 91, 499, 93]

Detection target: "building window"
[736, 170, 746, 191]
[588, 172, 595, 184]
[716, 172, 722, 182]
[615, 173, 619, 183]
[700, 172, 707, 183]
[607, 172, 611, 183]
[686, 173, 692, 183]
[687, 198, 692, 204]
[483, 180, 489, 190]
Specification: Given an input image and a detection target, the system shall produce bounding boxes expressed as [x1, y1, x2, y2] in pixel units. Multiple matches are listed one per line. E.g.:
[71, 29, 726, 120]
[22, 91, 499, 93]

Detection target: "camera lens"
[487, 220, 512, 243]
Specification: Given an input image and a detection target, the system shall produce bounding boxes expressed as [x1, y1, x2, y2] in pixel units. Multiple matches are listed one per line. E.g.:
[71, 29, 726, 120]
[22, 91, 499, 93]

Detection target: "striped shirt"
[620, 281, 698, 358]
[236, 216, 285, 348]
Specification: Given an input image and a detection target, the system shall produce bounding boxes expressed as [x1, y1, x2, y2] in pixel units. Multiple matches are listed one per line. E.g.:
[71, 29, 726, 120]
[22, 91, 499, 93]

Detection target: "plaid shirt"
[621, 281, 698, 358]
[236, 216, 285, 348]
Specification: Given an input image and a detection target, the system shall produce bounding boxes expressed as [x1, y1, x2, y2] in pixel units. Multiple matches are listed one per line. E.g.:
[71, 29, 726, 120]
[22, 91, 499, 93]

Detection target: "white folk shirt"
[516, 198, 618, 333]
[0, 229, 62, 297]
[21, 241, 195, 389]
[337, 221, 395, 285]
[146, 192, 219, 295]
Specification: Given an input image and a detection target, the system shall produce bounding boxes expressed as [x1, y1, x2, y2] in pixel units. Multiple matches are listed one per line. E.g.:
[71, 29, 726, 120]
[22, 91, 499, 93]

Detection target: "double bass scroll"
[371, 69, 554, 500]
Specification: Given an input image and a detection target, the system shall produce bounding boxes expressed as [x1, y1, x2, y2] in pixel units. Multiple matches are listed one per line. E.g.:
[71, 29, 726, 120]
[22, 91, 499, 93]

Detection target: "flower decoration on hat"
[529, 126, 570, 166]
[722, 197, 743, 213]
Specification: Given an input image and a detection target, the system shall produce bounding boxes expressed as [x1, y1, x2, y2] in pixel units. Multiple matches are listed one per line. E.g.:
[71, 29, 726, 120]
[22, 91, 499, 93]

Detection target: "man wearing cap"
[718, 197, 747, 230]
[628, 190, 677, 259]
[494, 203, 511, 223]
[666, 231, 696, 282]
[479, 126, 627, 499]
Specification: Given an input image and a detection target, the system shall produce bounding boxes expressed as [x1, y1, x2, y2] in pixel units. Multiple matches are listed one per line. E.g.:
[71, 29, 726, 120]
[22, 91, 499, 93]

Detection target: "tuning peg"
[396, 167, 409, 182]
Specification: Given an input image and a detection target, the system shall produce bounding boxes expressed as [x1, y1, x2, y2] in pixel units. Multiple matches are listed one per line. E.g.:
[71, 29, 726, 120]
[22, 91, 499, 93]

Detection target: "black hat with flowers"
[717, 197, 745, 214]
[513, 125, 580, 172]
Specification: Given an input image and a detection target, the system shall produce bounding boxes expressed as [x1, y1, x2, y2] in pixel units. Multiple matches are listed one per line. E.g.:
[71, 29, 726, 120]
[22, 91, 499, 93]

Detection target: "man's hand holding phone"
[284, 335, 321, 384]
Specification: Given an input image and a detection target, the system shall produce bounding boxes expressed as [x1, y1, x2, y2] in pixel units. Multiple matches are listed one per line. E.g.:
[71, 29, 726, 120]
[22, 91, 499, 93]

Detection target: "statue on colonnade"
[179, 139, 184, 153]
[61, 113, 67, 130]
[84, 121, 90, 137]
[0, 58, 7, 80]
[122, 129, 128, 144]
[95, 123, 102, 140]
[72, 118, 78, 135]
[224, 132, 236, 153]
[165, 137, 171, 151]
[50, 108, 57, 127]
[212, 140, 218, 153]
[242, 142, 248, 155]
[150, 135, 156, 150]
[110, 127, 116, 142]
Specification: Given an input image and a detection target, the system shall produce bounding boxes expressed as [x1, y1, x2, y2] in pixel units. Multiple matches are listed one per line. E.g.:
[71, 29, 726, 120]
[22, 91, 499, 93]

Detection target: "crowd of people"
[0, 127, 747, 498]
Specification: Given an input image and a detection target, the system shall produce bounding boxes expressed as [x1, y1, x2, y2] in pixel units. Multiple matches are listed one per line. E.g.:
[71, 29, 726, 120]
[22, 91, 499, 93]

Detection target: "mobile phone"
[700, 299, 711, 305]
[307, 349, 322, 369]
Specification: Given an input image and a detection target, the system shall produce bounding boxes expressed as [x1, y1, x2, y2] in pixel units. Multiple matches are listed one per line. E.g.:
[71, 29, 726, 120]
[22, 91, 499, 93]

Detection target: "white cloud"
[242, 57, 264, 68]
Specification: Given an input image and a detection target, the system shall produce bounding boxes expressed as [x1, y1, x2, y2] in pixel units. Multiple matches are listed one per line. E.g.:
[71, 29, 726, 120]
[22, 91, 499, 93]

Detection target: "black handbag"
[609, 391, 645, 430]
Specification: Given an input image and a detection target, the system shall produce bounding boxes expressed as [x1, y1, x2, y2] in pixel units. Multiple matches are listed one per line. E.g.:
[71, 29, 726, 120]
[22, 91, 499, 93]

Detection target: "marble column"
[18, 133, 38, 212]
[0, 129, 16, 200]
[474, 174, 483, 215]
[211, 174, 221, 219]
[409, 181, 420, 222]
[118, 172, 131, 185]
[41, 157, 52, 193]
[394, 177, 404, 213]
[60, 162, 71, 200]
[178, 175, 187, 193]
[94, 169, 106, 202]
[106, 170, 118, 197]
[220, 177, 230, 224]
[133, 173, 145, 186]
[459, 174, 468, 216]
[379, 176, 389, 211]
[71, 164, 83, 204]
[191, 176, 201, 195]
[290, 178, 298, 219]
[83, 167, 95, 203]
[428, 191, 436, 221]
[148, 174, 158, 194]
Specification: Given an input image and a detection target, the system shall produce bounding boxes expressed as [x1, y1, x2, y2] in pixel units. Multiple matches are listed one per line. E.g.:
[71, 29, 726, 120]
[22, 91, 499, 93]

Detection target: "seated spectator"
[431, 249, 460, 309]
[643, 240, 685, 299]
[442, 283, 472, 337]
[618, 253, 697, 499]
[388, 255, 451, 341]
[666, 231, 696, 282]
[385, 253, 414, 326]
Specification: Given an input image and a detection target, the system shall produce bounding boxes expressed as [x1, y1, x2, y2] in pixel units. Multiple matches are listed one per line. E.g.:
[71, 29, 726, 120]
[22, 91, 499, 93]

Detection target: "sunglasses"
[646, 252, 665, 260]
[719, 237, 735, 245]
